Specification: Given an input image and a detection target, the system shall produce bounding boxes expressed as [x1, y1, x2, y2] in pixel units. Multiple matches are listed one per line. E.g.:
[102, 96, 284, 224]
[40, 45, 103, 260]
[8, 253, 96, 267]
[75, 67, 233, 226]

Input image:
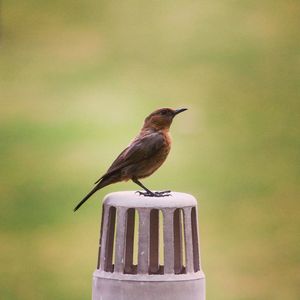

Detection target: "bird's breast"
[135, 131, 171, 179]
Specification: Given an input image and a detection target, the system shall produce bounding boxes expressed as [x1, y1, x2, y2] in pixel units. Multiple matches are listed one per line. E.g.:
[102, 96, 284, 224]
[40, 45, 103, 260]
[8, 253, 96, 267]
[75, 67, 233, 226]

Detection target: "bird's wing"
[94, 132, 165, 183]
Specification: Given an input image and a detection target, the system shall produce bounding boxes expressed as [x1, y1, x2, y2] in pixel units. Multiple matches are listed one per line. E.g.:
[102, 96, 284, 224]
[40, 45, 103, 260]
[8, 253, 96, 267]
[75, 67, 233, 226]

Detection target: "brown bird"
[74, 107, 187, 211]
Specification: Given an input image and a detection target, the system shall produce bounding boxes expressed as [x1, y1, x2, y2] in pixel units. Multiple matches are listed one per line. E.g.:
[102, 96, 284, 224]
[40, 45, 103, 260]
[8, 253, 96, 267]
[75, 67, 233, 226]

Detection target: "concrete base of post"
[92, 277, 205, 300]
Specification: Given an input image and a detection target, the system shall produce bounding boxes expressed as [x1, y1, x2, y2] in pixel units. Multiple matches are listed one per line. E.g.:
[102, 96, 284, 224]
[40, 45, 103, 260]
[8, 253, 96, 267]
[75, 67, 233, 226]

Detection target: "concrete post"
[92, 191, 205, 300]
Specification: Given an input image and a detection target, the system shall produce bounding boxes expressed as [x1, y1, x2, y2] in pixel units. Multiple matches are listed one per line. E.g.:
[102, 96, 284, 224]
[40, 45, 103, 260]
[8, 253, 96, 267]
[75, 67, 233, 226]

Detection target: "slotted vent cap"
[94, 191, 204, 282]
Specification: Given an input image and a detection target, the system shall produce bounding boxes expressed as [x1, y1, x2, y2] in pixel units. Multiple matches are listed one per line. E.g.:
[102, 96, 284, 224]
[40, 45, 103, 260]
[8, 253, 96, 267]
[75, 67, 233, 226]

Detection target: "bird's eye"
[160, 110, 168, 115]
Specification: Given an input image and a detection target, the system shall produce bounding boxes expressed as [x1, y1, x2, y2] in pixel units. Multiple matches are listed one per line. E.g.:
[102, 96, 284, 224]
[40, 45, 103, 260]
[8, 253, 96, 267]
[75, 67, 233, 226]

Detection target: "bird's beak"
[174, 108, 188, 116]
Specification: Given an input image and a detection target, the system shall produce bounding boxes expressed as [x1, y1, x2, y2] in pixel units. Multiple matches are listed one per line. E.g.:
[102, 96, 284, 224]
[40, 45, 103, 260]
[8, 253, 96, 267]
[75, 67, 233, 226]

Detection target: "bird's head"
[143, 108, 187, 131]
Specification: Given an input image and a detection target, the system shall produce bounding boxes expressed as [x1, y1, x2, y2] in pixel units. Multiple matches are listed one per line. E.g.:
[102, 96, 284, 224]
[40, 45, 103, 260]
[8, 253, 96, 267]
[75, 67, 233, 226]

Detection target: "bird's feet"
[136, 190, 171, 197]
[154, 190, 171, 196]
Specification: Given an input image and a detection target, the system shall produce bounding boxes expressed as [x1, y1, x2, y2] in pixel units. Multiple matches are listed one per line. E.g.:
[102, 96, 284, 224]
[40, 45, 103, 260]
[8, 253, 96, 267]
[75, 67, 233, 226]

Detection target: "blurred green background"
[1, 1, 300, 299]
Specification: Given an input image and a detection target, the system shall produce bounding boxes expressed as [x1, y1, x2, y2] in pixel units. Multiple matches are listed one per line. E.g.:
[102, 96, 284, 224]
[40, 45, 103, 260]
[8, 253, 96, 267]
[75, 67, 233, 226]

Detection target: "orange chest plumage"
[160, 130, 172, 158]
[136, 130, 171, 179]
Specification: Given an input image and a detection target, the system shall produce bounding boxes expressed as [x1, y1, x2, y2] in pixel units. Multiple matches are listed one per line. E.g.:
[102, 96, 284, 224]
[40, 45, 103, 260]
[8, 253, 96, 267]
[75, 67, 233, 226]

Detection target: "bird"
[73, 107, 187, 211]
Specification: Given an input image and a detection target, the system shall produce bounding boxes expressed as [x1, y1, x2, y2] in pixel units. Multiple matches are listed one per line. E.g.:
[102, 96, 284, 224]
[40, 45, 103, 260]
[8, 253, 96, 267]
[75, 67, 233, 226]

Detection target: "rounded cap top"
[103, 191, 197, 209]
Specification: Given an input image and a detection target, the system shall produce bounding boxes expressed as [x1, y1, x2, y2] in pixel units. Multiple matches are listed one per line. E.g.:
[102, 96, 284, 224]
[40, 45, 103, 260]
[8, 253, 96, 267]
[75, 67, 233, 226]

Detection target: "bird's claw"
[154, 190, 171, 196]
[135, 190, 171, 197]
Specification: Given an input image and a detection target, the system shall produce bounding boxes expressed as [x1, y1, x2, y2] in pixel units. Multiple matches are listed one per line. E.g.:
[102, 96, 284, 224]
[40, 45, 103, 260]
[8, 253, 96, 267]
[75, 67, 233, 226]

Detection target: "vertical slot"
[181, 209, 186, 273]
[112, 208, 118, 267]
[183, 207, 193, 273]
[132, 208, 139, 272]
[159, 210, 164, 273]
[97, 204, 105, 269]
[149, 209, 159, 274]
[191, 207, 200, 272]
[124, 208, 135, 274]
[104, 206, 116, 272]
[173, 208, 183, 274]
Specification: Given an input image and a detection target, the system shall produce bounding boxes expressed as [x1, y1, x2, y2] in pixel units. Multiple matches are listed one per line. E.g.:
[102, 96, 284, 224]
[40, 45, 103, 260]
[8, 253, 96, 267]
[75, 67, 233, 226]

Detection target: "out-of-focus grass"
[1, 1, 300, 299]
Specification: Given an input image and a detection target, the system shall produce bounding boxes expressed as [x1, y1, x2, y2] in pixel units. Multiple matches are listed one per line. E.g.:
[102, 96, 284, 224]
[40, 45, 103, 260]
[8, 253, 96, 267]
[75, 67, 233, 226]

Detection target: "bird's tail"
[73, 175, 116, 212]
[73, 185, 99, 212]
[74, 172, 121, 212]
